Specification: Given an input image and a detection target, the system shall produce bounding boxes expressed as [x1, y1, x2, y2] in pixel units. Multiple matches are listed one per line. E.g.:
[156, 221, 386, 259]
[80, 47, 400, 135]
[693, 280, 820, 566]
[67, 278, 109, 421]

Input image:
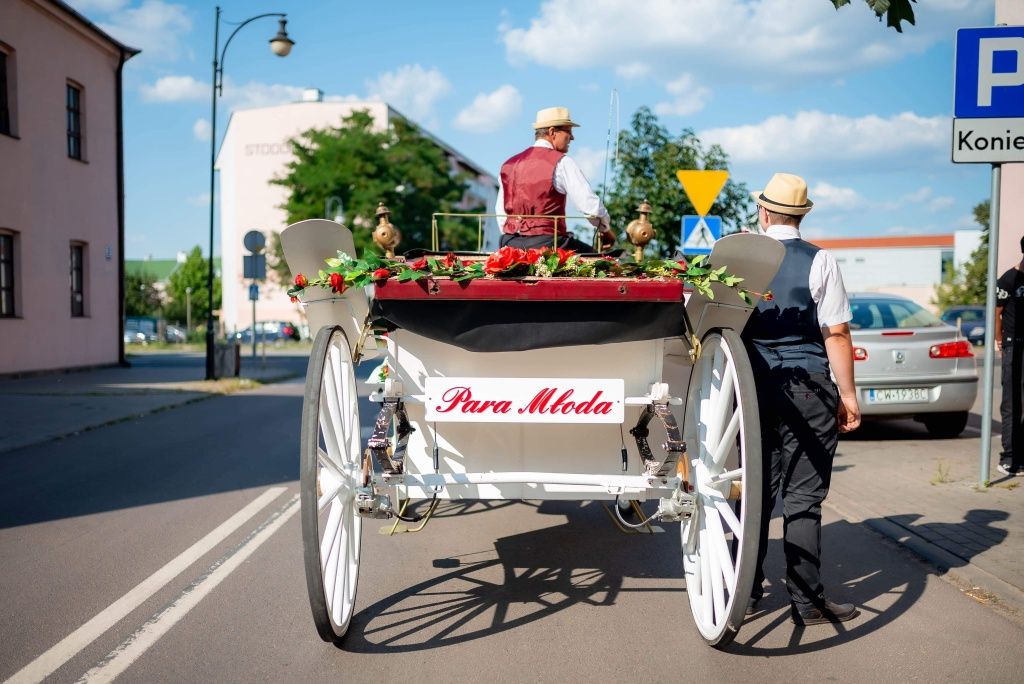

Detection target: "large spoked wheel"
[301, 325, 363, 644]
[681, 328, 762, 648]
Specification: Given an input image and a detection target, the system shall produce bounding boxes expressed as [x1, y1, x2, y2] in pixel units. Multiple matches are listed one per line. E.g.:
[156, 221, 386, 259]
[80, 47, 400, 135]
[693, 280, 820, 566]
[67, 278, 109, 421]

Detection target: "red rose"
[329, 272, 345, 293]
[762, 291, 774, 302]
[290, 295, 299, 303]
[676, 259, 688, 272]
[372, 267, 391, 281]
[555, 248, 575, 267]
[524, 248, 542, 265]
[294, 273, 308, 288]
[441, 252, 460, 269]
[484, 246, 517, 274]
[409, 257, 429, 271]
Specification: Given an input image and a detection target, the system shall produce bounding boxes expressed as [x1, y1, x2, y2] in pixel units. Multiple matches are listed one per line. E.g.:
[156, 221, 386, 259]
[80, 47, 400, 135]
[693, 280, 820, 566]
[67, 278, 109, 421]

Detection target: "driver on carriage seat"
[495, 106, 615, 253]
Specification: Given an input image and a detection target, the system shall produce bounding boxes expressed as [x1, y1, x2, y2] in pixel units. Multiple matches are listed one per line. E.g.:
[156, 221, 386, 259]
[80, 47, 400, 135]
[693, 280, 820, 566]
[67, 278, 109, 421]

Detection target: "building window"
[0, 50, 10, 136]
[67, 82, 83, 160]
[0, 232, 14, 317]
[70, 242, 85, 317]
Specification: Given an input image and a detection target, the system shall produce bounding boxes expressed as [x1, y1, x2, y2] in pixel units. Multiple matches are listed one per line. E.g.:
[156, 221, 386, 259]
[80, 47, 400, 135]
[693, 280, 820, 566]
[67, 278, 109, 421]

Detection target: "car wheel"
[923, 411, 969, 438]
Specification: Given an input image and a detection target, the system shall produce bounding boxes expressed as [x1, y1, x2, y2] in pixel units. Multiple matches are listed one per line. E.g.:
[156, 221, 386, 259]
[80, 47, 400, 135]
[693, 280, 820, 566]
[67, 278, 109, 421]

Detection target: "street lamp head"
[270, 18, 294, 57]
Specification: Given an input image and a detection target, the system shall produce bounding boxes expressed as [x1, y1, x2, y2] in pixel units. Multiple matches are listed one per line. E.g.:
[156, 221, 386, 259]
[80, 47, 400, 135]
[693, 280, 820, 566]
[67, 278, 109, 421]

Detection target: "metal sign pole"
[252, 281, 258, 359]
[979, 163, 1002, 486]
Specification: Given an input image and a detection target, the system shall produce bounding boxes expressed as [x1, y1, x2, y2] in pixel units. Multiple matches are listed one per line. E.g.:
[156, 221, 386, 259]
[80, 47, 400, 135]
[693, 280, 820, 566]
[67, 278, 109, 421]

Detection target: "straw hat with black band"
[752, 172, 813, 216]
[532, 106, 579, 130]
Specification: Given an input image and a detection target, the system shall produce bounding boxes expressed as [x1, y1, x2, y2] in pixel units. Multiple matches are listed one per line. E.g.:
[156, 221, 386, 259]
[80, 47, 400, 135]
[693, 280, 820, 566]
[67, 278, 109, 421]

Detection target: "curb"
[825, 489, 1024, 624]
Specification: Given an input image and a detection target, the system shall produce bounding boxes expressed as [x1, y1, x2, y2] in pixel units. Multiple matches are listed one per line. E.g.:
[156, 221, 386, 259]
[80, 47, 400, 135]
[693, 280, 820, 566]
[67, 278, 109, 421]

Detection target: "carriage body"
[281, 218, 784, 648]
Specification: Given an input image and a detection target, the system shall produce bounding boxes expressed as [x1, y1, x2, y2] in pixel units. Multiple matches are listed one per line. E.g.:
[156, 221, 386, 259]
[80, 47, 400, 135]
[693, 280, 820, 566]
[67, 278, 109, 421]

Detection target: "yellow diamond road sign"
[676, 170, 729, 217]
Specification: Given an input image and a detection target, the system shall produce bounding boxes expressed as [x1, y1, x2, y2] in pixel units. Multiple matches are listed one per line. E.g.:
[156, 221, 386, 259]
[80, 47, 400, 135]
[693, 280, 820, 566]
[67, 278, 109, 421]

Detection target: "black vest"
[742, 238, 829, 375]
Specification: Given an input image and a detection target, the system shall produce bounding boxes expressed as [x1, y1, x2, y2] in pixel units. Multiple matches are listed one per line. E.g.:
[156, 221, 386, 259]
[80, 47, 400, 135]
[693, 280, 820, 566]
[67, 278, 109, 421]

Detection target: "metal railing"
[430, 212, 605, 252]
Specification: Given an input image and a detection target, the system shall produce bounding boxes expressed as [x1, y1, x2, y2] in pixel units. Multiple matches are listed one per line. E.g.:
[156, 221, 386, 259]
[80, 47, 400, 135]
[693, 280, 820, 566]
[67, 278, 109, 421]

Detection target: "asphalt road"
[1, 377, 1022, 683]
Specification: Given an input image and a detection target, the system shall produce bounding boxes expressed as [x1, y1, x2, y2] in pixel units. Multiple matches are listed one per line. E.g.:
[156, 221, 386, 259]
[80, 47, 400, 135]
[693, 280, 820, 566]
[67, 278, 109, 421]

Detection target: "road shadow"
[337, 497, 975, 655]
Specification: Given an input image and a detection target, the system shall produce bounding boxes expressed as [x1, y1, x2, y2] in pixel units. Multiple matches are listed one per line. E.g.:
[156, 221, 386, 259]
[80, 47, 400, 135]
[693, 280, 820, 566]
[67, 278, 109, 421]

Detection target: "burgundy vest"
[500, 146, 567, 236]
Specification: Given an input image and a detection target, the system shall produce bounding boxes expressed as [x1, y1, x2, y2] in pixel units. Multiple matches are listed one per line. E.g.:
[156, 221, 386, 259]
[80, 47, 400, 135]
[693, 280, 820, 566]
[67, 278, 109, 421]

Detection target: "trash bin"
[214, 342, 240, 377]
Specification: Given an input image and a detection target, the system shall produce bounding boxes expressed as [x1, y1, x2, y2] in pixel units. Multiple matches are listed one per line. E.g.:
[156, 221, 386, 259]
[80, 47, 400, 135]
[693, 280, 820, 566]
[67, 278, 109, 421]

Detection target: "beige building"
[215, 92, 499, 336]
[0, 0, 138, 374]
[996, 0, 1024, 275]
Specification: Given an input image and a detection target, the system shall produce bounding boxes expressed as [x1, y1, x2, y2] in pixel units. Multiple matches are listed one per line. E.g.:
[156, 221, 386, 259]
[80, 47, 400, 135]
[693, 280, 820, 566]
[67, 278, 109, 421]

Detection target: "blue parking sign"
[955, 26, 1024, 118]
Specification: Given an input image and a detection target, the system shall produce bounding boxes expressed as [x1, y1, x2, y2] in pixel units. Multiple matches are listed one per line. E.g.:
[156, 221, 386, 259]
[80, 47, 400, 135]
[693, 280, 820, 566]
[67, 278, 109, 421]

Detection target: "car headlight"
[969, 326, 985, 337]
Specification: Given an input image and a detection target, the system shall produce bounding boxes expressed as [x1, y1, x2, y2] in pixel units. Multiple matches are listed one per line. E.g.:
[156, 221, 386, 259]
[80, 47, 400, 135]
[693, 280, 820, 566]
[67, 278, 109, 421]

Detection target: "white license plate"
[867, 387, 930, 404]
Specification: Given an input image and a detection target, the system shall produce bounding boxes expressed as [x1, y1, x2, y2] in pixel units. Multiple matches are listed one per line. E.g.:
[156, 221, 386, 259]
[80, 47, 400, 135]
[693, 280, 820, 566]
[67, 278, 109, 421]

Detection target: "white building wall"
[954, 229, 982, 267]
[215, 100, 497, 335]
[831, 246, 948, 311]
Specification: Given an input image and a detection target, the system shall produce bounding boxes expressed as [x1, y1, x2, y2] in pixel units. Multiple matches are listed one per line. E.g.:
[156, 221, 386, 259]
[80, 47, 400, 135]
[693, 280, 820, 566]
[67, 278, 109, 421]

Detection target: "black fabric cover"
[371, 299, 684, 352]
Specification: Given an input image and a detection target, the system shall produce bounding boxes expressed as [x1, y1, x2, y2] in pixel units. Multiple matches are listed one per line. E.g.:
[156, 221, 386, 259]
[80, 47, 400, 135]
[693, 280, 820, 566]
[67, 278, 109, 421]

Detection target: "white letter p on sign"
[978, 37, 1024, 107]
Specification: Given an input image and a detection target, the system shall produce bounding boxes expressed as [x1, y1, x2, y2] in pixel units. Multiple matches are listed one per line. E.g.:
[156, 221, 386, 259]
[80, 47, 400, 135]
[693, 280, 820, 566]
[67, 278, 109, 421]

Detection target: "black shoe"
[791, 599, 859, 626]
[996, 463, 1023, 477]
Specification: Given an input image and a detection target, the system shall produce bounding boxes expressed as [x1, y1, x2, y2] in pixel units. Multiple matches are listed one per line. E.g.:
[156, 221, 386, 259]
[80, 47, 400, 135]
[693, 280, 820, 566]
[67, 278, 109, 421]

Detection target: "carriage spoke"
[699, 521, 713, 626]
[704, 505, 736, 589]
[710, 408, 741, 469]
[317, 447, 345, 480]
[318, 481, 345, 513]
[712, 495, 742, 537]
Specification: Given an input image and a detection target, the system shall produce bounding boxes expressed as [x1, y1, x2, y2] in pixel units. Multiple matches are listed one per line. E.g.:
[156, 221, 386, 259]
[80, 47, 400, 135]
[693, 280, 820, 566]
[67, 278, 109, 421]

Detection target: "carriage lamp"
[373, 202, 402, 258]
[625, 199, 656, 262]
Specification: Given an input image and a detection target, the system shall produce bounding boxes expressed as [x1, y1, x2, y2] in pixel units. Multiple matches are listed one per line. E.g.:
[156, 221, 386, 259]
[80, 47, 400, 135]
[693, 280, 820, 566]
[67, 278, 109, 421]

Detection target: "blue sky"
[68, 0, 994, 258]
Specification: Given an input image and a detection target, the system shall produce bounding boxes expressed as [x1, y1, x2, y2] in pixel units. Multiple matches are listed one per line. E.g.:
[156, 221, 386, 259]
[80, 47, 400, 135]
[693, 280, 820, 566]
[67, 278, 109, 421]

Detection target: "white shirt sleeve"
[495, 184, 506, 230]
[811, 249, 852, 328]
[553, 156, 610, 230]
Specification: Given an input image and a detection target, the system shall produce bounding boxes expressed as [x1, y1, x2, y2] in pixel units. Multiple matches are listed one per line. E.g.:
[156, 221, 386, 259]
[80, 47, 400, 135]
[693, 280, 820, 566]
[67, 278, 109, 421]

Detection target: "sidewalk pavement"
[0, 352, 1020, 623]
[0, 351, 309, 454]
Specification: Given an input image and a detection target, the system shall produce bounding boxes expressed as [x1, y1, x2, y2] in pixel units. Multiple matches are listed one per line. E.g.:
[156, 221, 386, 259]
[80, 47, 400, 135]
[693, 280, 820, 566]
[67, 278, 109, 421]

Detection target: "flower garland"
[288, 246, 770, 305]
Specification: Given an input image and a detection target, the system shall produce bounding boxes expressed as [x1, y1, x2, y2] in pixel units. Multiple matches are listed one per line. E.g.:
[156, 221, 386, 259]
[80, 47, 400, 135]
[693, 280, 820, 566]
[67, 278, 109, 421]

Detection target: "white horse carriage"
[281, 217, 784, 648]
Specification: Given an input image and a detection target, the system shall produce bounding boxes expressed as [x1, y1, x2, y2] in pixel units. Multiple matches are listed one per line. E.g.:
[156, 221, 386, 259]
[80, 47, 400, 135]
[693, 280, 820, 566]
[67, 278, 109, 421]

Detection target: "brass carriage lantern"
[625, 199, 656, 262]
[372, 202, 402, 258]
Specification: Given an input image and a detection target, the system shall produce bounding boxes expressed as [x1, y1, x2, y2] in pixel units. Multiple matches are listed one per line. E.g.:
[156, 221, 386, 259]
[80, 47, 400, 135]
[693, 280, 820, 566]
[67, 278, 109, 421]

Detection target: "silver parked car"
[849, 293, 978, 437]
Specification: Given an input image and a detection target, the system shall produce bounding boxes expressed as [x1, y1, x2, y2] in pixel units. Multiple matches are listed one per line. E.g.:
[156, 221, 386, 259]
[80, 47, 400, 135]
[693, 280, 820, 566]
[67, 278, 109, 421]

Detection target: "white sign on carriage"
[425, 377, 624, 423]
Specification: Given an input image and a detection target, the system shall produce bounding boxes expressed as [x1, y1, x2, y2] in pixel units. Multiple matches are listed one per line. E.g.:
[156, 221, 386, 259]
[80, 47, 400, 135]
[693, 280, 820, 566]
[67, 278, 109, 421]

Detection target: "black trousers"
[499, 232, 594, 253]
[751, 368, 839, 607]
[1001, 339, 1024, 469]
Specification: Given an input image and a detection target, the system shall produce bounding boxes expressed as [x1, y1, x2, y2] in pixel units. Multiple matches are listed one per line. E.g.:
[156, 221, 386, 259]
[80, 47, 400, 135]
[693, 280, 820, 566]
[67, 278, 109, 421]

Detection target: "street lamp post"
[185, 286, 192, 334]
[205, 6, 294, 379]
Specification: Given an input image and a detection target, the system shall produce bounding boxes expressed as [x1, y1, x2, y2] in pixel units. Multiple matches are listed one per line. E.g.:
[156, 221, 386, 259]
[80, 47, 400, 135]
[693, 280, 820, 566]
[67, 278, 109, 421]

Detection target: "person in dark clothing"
[996, 236, 1024, 477]
[741, 172, 862, 626]
[495, 106, 614, 253]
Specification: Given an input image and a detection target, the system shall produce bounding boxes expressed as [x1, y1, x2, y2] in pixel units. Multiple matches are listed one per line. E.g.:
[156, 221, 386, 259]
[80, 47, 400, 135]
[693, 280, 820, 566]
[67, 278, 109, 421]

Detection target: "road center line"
[77, 495, 300, 684]
[4, 486, 288, 684]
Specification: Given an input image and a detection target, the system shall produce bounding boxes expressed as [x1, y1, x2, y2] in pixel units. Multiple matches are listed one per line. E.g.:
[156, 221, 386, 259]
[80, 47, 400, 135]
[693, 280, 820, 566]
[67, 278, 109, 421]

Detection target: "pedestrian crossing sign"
[680, 215, 721, 255]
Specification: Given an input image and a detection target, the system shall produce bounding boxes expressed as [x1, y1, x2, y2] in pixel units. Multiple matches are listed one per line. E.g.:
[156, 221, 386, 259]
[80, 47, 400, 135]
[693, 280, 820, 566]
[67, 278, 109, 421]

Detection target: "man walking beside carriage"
[741, 173, 862, 626]
[495, 106, 616, 253]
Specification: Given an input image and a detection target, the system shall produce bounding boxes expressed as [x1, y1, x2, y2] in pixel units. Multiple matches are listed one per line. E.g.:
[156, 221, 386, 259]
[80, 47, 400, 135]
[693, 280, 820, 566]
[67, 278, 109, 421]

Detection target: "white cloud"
[615, 62, 651, 80]
[699, 111, 946, 167]
[221, 80, 306, 110]
[654, 73, 711, 116]
[140, 75, 207, 102]
[571, 146, 607, 186]
[812, 182, 863, 211]
[66, 0, 130, 11]
[453, 85, 522, 133]
[186, 192, 210, 207]
[501, 0, 988, 84]
[365, 65, 451, 125]
[192, 118, 211, 141]
[97, 1, 192, 60]
[928, 196, 956, 211]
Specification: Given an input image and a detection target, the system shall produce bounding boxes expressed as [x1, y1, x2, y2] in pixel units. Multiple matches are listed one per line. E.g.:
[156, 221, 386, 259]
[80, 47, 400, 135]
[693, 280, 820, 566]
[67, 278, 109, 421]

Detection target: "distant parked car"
[849, 293, 978, 438]
[234, 321, 301, 345]
[940, 305, 987, 346]
[164, 324, 188, 343]
[124, 318, 158, 344]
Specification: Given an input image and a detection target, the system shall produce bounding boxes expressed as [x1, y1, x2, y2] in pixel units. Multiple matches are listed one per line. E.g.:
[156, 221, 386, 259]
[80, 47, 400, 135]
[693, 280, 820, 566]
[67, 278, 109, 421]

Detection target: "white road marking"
[4, 487, 288, 684]
[77, 495, 300, 684]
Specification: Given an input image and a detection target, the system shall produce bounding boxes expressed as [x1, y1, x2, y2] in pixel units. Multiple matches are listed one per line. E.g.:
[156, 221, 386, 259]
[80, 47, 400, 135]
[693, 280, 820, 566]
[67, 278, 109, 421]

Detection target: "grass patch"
[172, 377, 264, 395]
[930, 460, 953, 485]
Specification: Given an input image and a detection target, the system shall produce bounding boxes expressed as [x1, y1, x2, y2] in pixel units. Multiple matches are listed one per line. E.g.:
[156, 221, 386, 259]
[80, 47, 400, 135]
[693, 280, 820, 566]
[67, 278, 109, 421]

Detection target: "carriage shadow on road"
[335, 496, 999, 655]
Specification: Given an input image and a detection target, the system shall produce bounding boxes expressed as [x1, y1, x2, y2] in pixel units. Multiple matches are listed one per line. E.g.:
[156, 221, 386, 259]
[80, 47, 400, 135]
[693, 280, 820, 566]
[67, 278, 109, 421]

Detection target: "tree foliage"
[164, 246, 221, 327]
[272, 110, 475, 255]
[933, 201, 989, 310]
[831, 0, 916, 32]
[124, 271, 162, 318]
[603, 106, 753, 257]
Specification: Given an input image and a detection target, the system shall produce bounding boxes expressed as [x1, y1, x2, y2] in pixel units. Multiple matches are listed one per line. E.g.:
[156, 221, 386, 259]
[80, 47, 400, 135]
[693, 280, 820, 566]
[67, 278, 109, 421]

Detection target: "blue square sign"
[954, 26, 1024, 119]
[680, 215, 721, 255]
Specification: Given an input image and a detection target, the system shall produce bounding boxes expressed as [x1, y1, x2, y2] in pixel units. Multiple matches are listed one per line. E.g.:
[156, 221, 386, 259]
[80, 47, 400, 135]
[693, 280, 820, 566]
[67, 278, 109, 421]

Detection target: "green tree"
[124, 271, 162, 317]
[831, 0, 916, 32]
[934, 200, 990, 310]
[164, 246, 221, 328]
[603, 106, 753, 257]
[273, 110, 474, 255]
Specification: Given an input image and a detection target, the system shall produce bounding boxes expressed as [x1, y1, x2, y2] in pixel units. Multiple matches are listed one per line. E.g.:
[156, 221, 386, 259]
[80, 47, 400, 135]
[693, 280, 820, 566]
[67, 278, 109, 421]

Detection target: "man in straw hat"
[741, 172, 862, 626]
[495, 106, 614, 252]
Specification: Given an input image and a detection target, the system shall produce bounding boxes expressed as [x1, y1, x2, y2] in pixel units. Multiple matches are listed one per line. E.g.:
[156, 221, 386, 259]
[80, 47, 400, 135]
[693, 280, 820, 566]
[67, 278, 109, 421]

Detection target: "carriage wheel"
[301, 325, 363, 643]
[681, 328, 762, 648]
